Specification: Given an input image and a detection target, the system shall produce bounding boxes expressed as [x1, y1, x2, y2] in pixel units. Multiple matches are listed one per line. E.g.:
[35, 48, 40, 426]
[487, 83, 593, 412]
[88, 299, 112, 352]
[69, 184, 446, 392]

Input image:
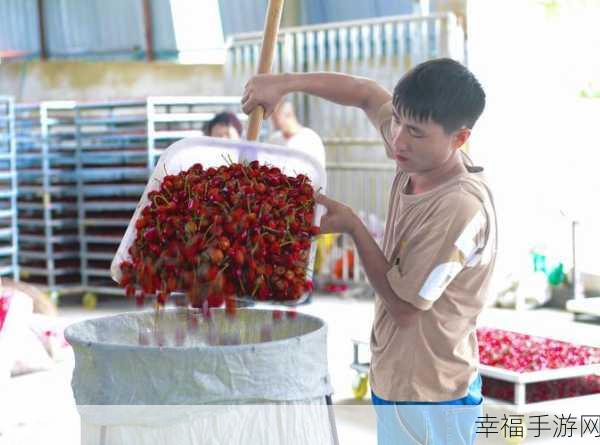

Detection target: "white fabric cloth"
[0, 290, 37, 382]
[65, 308, 332, 405]
[267, 128, 326, 170]
[79, 402, 336, 445]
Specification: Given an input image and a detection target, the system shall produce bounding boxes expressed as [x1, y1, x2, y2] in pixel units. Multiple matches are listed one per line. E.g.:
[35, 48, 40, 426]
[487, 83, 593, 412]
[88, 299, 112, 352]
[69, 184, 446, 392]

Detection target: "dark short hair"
[203, 112, 243, 136]
[392, 58, 485, 134]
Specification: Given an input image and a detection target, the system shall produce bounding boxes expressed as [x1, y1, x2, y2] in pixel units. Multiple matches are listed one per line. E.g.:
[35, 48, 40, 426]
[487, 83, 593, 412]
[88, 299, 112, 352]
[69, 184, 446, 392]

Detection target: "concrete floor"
[1, 293, 599, 444]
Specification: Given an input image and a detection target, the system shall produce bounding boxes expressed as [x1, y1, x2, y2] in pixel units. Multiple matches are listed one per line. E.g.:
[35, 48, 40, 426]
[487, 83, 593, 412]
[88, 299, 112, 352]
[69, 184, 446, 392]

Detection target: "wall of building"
[0, 60, 226, 102]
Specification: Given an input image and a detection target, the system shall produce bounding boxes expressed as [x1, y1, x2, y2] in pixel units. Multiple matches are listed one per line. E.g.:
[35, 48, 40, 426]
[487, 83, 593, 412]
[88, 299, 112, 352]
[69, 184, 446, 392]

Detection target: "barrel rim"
[64, 307, 328, 353]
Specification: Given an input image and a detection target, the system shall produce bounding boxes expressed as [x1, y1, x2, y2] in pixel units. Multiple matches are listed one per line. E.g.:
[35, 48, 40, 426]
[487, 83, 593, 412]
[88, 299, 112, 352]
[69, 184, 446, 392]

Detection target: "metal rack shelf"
[146, 96, 244, 167]
[75, 100, 149, 297]
[0, 96, 19, 279]
[77, 97, 245, 298]
[479, 363, 600, 405]
[15, 102, 81, 297]
[11, 96, 244, 302]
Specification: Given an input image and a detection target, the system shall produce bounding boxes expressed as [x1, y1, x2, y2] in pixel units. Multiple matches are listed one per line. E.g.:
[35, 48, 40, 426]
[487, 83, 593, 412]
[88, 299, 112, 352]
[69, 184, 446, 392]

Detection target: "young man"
[242, 58, 497, 444]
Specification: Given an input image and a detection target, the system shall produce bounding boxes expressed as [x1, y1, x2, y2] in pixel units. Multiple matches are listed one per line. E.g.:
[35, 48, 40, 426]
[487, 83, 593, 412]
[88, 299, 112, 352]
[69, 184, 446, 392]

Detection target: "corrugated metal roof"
[1, 0, 417, 60]
[43, 0, 146, 58]
[0, 0, 216, 61]
[300, 0, 413, 25]
[150, 0, 176, 56]
[0, 0, 40, 58]
[218, 0, 268, 36]
[218, 0, 414, 36]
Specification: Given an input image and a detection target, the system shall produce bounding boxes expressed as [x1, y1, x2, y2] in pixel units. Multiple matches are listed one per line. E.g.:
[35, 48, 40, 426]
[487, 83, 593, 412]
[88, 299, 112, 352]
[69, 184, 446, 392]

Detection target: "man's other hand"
[315, 193, 358, 236]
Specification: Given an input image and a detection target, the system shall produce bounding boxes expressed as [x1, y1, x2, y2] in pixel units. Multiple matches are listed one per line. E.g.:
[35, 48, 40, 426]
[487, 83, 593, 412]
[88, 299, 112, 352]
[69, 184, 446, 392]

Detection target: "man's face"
[390, 108, 467, 173]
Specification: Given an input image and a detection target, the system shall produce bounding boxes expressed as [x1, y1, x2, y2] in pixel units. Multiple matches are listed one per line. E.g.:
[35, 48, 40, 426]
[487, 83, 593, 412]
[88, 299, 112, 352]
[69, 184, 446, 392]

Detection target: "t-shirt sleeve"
[372, 101, 395, 160]
[386, 191, 489, 311]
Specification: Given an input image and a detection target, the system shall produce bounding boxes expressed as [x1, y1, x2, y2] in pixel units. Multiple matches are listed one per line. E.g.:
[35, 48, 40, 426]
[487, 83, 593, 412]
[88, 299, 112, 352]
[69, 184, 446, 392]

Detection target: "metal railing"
[226, 12, 464, 141]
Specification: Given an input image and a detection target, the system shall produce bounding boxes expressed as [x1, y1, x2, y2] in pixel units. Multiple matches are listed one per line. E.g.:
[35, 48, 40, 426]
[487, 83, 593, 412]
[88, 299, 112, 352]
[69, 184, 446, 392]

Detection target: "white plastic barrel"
[65, 308, 337, 445]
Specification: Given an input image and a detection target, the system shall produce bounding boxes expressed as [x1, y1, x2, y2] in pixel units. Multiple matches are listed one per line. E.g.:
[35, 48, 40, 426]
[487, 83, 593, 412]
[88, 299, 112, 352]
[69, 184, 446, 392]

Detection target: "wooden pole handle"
[246, 106, 265, 142]
[245, 0, 285, 141]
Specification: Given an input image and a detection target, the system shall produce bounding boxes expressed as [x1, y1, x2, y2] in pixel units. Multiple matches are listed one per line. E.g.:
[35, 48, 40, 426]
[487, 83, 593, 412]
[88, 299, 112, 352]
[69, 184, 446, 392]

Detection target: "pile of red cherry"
[119, 160, 319, 315]
[0, 293, 10, 331]
[477, 328, 599, 372]
[478, 328, 600, 402]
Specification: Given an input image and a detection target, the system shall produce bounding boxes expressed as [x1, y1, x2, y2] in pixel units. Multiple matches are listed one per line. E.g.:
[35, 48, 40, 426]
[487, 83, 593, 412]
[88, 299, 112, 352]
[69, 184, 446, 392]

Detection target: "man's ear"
[451, 128, 471, 150]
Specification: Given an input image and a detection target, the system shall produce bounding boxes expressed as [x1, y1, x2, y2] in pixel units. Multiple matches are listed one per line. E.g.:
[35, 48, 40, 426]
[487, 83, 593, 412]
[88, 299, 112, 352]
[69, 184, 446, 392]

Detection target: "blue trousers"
[372, 374, 483, 445]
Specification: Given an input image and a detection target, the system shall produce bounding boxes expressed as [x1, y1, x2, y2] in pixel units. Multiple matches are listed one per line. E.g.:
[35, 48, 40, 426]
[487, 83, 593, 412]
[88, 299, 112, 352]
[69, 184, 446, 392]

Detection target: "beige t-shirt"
[369, 101, 497, 401]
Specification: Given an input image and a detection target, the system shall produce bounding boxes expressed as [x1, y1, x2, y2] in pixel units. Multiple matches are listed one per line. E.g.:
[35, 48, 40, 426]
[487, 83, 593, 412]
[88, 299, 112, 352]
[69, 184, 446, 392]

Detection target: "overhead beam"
[142, 0, 155, 61]
[37, 0, 48, 60]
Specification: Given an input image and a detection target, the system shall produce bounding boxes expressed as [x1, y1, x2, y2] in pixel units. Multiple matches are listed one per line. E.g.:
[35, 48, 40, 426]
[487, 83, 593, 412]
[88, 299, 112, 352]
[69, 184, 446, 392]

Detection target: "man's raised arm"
[241, 72, 391, 124]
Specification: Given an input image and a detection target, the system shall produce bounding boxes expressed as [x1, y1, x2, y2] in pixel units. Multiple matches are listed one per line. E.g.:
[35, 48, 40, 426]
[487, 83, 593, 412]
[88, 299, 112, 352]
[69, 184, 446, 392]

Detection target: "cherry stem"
[152, 194, 170, 207]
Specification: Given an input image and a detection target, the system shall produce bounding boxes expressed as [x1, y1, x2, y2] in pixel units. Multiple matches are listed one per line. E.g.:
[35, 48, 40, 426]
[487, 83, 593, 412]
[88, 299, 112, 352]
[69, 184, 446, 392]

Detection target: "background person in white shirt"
[267, 101, 326, 169]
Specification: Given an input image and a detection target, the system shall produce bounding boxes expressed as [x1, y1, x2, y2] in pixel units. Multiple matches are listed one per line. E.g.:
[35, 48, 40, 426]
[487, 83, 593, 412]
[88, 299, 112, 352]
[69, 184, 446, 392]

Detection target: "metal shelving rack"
[146, 96, 244, 167]
[15, 101, 81, 299]
[10, 96, 245, 301]
[75, 100, 149, 297]
[0, 96, 19, 279]
[77, 96, 244, 298]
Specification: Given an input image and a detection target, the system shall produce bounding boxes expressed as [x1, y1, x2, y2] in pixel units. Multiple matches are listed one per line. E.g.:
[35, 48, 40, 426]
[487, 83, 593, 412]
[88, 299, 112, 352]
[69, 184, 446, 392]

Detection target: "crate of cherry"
[477, 327, 600, 404]
[111, 137, 326, 311]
